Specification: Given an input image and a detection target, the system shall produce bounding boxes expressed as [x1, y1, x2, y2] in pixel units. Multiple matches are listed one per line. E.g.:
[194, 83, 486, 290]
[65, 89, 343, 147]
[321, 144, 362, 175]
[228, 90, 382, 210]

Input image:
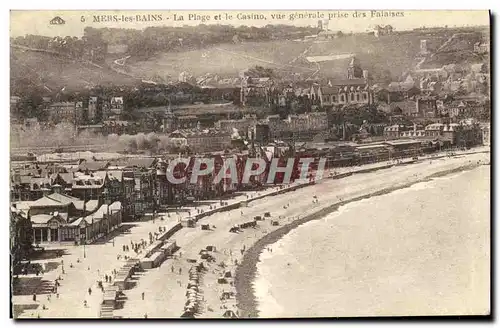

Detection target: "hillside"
[124, 40, 314, 79]
[421, 30, 489, 69]
[10, 46, 139, 95]
[124, 32, 448, 82]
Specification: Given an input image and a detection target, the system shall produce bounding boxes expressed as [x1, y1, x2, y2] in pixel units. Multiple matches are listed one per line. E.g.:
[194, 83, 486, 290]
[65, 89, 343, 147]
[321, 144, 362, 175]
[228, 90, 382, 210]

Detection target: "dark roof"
[329, 79, 367, 86]
[124, 158, 157, 168]
[78, 161, 109, 171]
[387, 82, 417, 93]
[321, 84, 368, 94]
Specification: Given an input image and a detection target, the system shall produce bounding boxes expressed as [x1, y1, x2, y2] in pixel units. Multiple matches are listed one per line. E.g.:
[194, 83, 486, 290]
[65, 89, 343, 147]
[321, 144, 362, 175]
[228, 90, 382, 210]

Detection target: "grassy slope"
[127, 40, 314, 78]
[126, 33, 449, 81]
[10, 47, 139, 93]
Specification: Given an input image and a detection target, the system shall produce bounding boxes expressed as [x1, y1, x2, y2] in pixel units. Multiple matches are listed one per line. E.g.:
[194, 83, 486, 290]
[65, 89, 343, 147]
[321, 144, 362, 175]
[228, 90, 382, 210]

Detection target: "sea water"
[254, 166, 490, 317]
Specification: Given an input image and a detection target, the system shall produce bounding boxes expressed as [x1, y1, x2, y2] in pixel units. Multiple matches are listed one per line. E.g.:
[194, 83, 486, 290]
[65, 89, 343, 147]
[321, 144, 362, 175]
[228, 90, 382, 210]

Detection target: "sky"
[10, 10, 490, 38]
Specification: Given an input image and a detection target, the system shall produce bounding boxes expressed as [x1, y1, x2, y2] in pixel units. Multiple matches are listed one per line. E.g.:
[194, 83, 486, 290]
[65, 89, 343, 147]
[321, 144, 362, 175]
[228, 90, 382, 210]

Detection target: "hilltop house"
[373, 25, 393, 37]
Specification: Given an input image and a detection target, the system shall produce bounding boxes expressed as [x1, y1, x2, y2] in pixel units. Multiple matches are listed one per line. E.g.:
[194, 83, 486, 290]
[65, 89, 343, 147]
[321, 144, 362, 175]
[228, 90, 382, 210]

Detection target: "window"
[340, 94, 345, 102]
[350, 94, 354, 101]
[333, 96, 337, 103]
[363, 93, 368, 100]
[356, 94, 360, 101]
[60, 227, 77, 241]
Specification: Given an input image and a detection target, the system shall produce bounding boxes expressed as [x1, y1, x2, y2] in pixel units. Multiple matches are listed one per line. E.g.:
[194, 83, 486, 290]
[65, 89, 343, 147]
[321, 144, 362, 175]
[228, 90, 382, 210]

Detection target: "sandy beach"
[109, 149, 489, 318]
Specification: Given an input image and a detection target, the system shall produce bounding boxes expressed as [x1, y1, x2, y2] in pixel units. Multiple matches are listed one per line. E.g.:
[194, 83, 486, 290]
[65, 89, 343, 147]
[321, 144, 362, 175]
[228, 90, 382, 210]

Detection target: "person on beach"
[142, 292, 145, 300]
[88, 287, 92, 295]
[83, 300, 87, 308]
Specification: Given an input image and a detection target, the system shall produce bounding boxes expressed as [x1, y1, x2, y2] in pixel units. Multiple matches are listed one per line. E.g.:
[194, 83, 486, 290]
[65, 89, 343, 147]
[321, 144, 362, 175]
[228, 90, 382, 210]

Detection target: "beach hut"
[254, 215, 263, 221]
[224, 270, 232, 278]
[201, 224, 210, 230]
[271, 220, 279, 226]
[264, 212, 271, 218]
[181, 217, 196, 228]
[206, 245, 216, 252]
[222, 310, 238, 318]
[217, 277, 228, 284]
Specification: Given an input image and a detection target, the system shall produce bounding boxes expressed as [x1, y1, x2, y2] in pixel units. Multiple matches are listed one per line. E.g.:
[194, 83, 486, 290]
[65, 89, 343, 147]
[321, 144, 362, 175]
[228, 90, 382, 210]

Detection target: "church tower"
[347, 56, 363, 79]
[162, 101, 176, 133]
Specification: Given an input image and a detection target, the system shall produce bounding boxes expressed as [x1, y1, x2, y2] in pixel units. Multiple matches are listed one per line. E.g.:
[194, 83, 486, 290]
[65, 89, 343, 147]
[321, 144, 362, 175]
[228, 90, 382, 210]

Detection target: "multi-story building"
[250, 123, 271, 144]
[416, 96, 438, 118]
[119, 158, 158, 218]
[215, 115, 257, 135]
[169, 128, 232, 153]
[110, 97, 124, 115]
[46, 102, 78, 124]
[10, 207, 33, 269]
[383, 124, 410, 139]
[88, 96, 98, 121]
[102, 120, 138, 135]
[266, 112, 329, 142]
[71, 171, 107, 201]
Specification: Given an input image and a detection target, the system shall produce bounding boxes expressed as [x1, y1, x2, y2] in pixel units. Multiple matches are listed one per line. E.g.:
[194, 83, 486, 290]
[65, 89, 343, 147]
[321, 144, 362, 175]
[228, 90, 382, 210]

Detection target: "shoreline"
[234, 161, 488, 318]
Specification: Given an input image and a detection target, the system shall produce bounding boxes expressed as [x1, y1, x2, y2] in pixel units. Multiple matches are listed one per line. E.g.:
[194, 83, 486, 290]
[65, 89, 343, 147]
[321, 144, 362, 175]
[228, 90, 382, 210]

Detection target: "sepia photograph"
[9, 9, 491, 319]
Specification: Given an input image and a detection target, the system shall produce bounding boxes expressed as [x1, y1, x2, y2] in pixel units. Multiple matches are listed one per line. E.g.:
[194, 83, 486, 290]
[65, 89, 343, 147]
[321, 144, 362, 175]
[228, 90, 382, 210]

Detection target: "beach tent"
[218, 277, 228, 284]
[181, 311, 195, 318]
[222, 310, 238, 318]
[221, 291, 232, 300]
